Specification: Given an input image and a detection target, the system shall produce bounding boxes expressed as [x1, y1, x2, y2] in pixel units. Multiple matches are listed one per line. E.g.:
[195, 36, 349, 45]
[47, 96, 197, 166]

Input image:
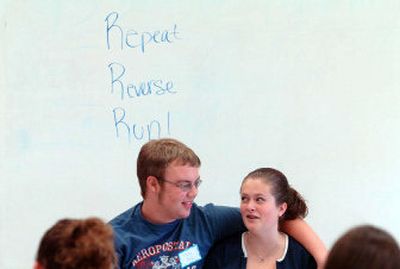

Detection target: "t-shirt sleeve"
[203, 233, 243, 269]
[202, 204, 246, 242]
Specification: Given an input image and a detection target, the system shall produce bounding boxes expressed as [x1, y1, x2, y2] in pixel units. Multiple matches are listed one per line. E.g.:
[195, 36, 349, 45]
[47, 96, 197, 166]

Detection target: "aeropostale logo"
[132, 240, 192, 266]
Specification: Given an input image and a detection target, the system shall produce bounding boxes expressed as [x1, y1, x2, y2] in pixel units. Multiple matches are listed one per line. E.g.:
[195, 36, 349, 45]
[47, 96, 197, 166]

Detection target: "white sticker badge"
[178, 244, 202, 267]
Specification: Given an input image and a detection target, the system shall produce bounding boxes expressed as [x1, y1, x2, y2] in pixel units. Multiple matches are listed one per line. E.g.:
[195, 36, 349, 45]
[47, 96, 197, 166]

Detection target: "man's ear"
[146, 176, 160, 193]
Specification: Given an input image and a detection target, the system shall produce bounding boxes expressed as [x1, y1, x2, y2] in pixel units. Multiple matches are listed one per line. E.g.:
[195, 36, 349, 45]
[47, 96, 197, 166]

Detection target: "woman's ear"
[278, 202, 288, 217]
[33, 261, 44, 269]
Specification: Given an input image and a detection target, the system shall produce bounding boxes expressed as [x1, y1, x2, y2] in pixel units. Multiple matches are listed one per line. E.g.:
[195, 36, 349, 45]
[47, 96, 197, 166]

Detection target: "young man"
[110, 138, 326, 269]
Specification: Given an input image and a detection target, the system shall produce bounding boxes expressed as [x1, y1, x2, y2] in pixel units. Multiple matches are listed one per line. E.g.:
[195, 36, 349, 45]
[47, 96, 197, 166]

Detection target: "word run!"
[113, 107, 171, 142]
[105, 11, 181, 53]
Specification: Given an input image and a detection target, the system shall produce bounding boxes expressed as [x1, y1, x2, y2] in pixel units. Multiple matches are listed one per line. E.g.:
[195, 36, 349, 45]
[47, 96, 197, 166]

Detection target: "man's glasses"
[157, 177, 202, 192]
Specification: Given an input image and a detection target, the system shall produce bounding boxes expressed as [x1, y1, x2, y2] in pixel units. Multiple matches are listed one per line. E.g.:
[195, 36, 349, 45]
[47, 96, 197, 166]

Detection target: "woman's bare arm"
[281, 218, 327, 269]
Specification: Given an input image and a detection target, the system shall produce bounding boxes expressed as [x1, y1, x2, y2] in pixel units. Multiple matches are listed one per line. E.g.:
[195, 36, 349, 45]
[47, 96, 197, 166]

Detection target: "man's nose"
[186, 184, 198, 197]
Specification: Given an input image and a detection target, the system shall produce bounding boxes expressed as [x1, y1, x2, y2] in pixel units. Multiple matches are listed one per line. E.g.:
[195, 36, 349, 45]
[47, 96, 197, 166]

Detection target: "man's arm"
[281, 218, 327, 269]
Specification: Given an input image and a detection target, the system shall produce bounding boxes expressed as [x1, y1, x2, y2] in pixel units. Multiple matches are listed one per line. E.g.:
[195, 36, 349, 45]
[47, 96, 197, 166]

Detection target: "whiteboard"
[1, 1, 400, 268]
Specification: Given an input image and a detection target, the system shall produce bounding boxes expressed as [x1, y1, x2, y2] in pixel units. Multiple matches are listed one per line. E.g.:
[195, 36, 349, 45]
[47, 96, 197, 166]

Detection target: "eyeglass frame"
[156, 177, 202, 192]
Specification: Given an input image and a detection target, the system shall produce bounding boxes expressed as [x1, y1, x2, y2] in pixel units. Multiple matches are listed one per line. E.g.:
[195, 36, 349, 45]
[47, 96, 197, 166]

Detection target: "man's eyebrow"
[177, 177, 200, 182]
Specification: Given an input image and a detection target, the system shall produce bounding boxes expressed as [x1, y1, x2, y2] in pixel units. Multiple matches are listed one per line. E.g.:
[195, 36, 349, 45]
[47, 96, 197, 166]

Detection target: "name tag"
[178, 244, 201, 267]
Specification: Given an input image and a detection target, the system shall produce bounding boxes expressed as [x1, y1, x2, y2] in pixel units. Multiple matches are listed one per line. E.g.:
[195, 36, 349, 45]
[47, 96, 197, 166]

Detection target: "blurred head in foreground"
[324, 224, 400, 269]
[34, 217, 116, 269]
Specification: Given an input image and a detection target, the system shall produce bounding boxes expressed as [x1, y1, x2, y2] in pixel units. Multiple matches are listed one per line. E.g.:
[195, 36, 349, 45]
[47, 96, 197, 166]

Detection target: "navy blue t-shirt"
[203, 232, 316, 269]
[110, 202, 244, 269]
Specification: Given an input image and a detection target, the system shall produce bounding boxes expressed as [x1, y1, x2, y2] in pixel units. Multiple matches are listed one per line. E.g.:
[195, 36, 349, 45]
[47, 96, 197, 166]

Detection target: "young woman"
[204, 167, 317, 269]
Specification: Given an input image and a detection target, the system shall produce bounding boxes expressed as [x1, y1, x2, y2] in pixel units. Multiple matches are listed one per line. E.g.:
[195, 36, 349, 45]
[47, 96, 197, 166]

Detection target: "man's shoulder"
[214, 231, 242, 247]
[109, 203, 140, 228]
[188, 203, 242, 233]
[192, 203, 239, 215]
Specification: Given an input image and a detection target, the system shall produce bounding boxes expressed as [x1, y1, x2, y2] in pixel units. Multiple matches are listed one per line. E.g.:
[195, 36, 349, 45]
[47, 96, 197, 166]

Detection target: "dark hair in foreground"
[241, 167, 308, 221]
[324, 224, 400, 269]
[36, 217, 116, 269]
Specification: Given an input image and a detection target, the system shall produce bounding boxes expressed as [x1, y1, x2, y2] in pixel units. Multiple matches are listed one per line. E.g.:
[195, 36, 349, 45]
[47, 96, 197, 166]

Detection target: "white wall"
[1, 1, 400, 268]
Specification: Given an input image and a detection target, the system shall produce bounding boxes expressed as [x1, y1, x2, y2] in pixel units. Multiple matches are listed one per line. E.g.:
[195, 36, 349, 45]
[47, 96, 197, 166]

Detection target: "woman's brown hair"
[241, 167, 308, 222]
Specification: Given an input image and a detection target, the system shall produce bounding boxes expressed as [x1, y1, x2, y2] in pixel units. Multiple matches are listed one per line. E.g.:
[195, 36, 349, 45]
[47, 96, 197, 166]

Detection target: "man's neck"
[141, 200, 176, 224]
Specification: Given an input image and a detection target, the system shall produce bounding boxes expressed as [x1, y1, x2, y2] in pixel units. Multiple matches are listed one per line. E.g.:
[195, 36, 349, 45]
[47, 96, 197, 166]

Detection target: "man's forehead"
[165, 162, 200, 177]
[168, 159, 200, 168]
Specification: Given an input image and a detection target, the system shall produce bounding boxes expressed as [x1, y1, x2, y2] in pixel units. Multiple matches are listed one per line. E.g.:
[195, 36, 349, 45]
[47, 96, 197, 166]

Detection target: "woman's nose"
[247, 201, 256, 212]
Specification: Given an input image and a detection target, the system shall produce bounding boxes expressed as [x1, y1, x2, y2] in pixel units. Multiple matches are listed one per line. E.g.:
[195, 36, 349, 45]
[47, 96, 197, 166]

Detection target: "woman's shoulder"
[287, 235, 311, 254]
[279, 235, 317, 269]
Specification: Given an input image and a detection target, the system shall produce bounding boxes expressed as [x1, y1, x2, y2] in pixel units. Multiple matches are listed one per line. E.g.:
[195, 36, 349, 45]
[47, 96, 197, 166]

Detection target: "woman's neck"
[245, 230, 286, 262]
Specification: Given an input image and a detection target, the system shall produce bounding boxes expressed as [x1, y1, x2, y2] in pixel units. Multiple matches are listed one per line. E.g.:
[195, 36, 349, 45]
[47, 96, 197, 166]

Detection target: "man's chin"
[179, 209, 191, 219]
